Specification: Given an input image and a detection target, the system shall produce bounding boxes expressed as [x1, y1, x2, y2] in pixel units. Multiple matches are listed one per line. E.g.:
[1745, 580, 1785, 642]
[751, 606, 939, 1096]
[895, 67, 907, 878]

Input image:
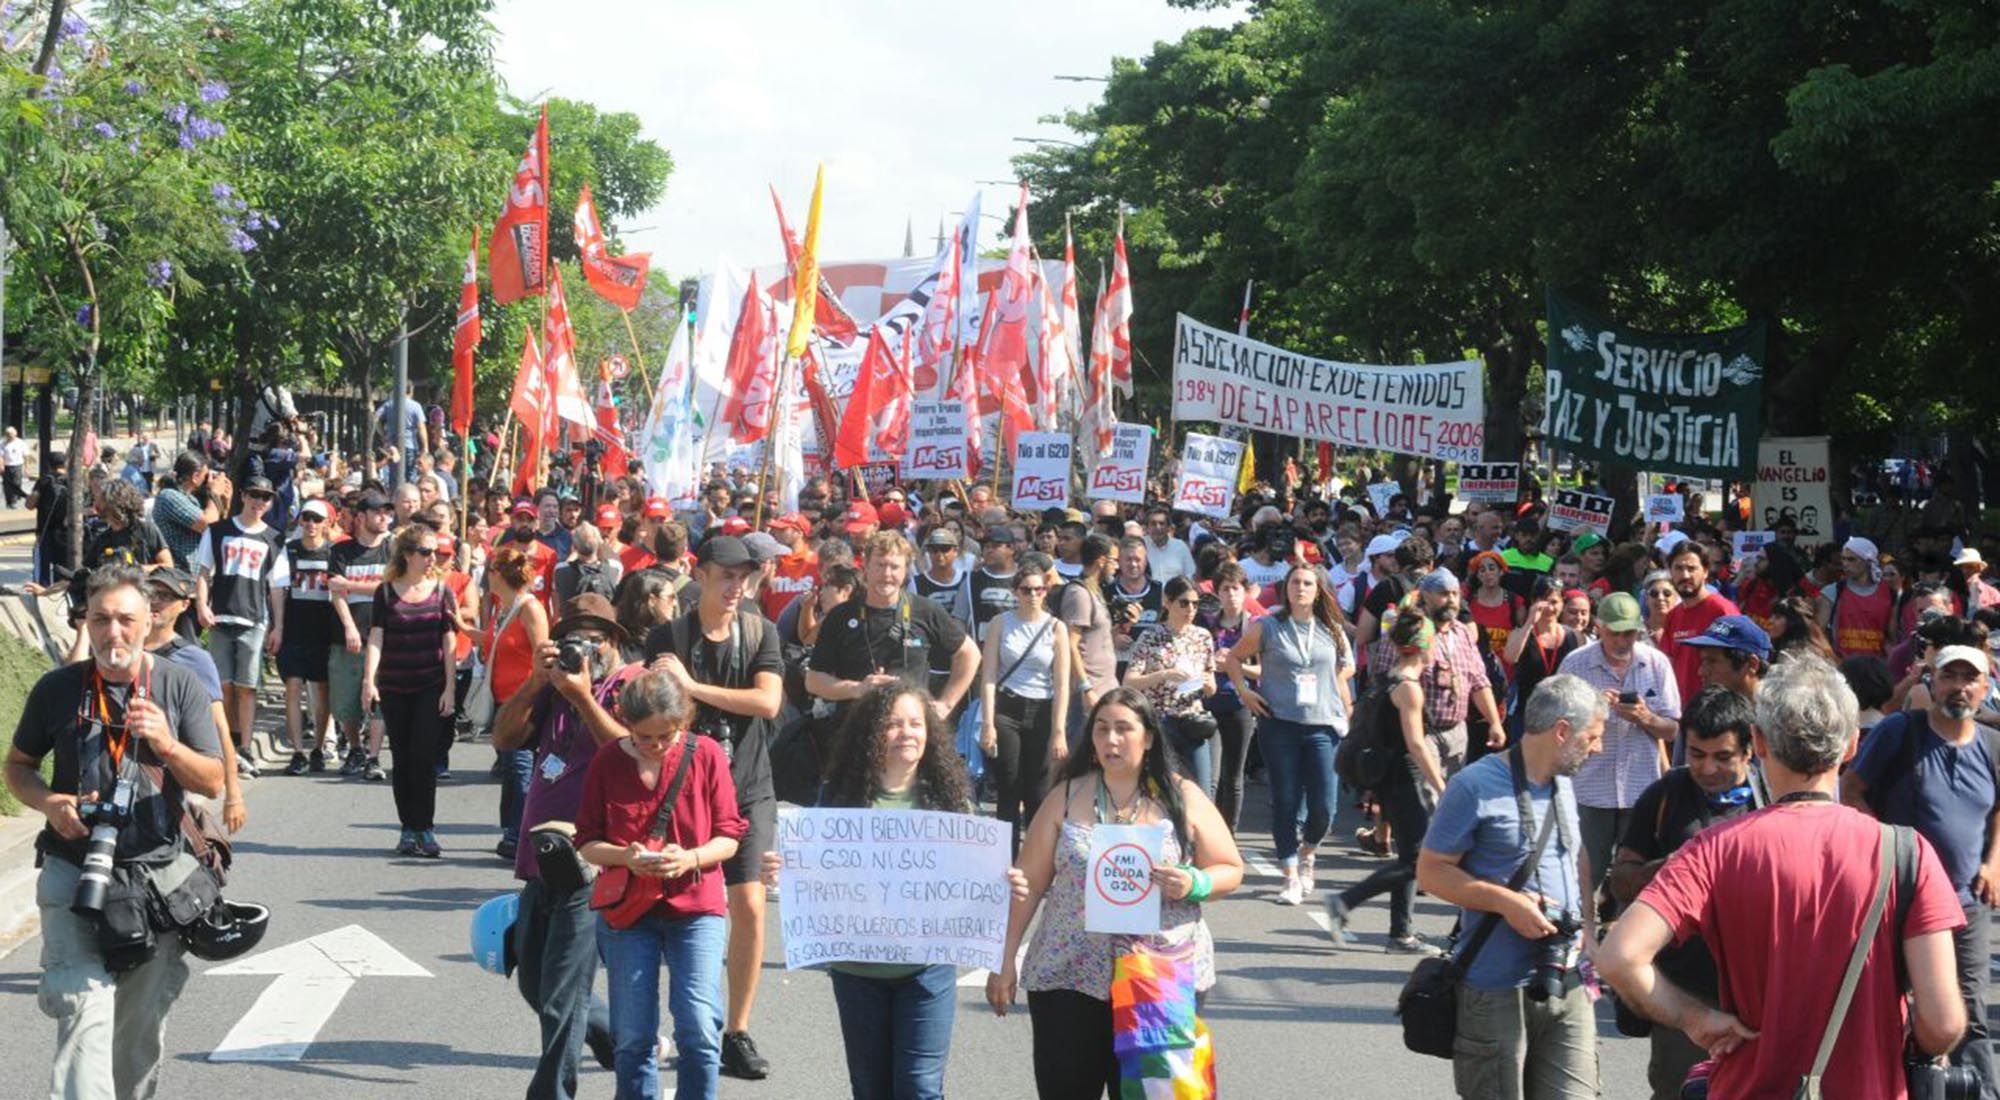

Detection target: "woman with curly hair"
[763, 684, 1026, 1100]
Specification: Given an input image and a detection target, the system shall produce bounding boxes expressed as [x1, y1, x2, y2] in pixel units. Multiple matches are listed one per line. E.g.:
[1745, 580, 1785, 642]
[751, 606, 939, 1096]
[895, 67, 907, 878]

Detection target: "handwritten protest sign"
[1011, 433, 1072, 511]
[1645, 494, 1686, 525]
[1173, 314, 1486, 462]
[776, 808, 1012, 972]
[1366, 481, 1399, 518]
[900, 400, 968, 480]
[1547, 488, 1615, 538]
[1732, 531, 1776, 561]
[1455, 463, 1520, 505]
[1752, 436, 1832, 545]
[1089, 423, 1153, 504]
[1172, 433, 1244, 519]
[1085, 822, 1166, 935]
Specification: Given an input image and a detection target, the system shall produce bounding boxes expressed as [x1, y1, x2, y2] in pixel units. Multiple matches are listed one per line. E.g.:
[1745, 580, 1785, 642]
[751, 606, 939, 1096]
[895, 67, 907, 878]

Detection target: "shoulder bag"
[464, 593, 528, 730]
[1397, 745, 1565, 1059]
[588, 741, 697, 929]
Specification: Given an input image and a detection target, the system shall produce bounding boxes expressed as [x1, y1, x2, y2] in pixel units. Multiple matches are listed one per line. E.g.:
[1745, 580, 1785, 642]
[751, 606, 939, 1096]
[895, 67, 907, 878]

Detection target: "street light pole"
[392, 316, 409, 488]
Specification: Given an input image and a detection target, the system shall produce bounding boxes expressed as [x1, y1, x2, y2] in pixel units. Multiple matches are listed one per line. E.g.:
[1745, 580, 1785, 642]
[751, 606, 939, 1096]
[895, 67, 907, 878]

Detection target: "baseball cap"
[743, 532, 786, 563]
[878, 501, 907, 528]
[1680, 615, 1772, 661]
[435, 534, 457, 562]
[719, 515, 752, 537]
[1597, 592, 1644, 633]
[358, 489, 393, 512]
[594, 503, 620, 532]
[696, 535, 753, 568]
[552, 593, 624, 641]
[924, 528, 961, 549]
[1572, 533, 1604, 554]
[242, 476, 275, 497]
[299, 499, 330, 521]
[1364, 534, 1401, 559]
[842, 501, 879, 534]
[146, 567, 197, 602]
[1932, 645, 1991, 676]
[983, 524, 1018, 544]
[511, 497, 538, 518]
[643, 497, 670, 520]
[771, 512, 810, 533]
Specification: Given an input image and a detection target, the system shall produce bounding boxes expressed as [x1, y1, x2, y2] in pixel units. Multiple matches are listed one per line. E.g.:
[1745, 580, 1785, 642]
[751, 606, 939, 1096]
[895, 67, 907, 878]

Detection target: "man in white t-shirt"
[1142, 506, 1199, 582]
[2, 426, 27, 509]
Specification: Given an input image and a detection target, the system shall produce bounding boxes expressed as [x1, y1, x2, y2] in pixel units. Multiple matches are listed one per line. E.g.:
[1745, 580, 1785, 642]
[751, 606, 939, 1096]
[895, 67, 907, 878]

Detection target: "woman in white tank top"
[979, 552, 1072, 855]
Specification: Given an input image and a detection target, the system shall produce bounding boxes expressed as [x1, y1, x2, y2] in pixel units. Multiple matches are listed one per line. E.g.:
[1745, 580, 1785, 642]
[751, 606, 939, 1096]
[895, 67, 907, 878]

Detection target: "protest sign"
[1172, 314, 1486, 462]
[1089, 422, 1153, 504]
[899, 400, 968, 480]
[1011, 433, 1073, 511]
[1172, 433, 1244, 519]
[1732, 531, 1777, 560]
[1455, 463, 1520, 505]
[1752, 436, 1832, 545]
[1645, 494, 1686, 525]
[775, 808, 1013, 972]
[1365, 481, 1399, 517]
[1544, 290, 1765, 479]
[1547, 488, 1615, 538]
[1085, 822, 1166, 935]
[855, 463, 899, 501]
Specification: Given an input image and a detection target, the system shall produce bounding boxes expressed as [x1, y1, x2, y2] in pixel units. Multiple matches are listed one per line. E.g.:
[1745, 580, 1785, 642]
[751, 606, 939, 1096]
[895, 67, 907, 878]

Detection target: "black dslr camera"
[71, 777, 135, 917]
[556, 636, 592, 675]
[1906, 1058, 1980, 1100]
[1526, 904, 1583, 1003]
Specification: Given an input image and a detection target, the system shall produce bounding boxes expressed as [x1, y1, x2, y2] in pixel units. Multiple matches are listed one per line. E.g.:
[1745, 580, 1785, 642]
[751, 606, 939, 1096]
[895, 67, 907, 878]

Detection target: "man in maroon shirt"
[1598, 656, 1966, 1100]
[1661, 543, 1739, 709]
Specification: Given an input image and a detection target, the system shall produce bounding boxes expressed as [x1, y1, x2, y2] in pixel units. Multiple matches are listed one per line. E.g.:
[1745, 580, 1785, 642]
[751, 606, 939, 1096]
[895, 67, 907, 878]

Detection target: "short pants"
[722, 794, 775, 887]
[206, 622, 267, 689]
[328, 645, 367, 729]
[276, 633, 330, 684]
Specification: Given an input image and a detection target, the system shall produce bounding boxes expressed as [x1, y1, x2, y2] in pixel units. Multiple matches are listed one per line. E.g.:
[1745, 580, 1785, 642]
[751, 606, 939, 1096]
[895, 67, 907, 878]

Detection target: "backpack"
[1334, 678, 1406, 791]
[1864, 709, 2000, 821]
[563, 561, 618, 602]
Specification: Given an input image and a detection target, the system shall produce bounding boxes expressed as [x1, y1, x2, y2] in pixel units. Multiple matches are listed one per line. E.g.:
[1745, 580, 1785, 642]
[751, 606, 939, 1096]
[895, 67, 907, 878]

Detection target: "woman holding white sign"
[761, 684, 1029, 1100]
[980, 551, 1072, 856]
[986, 687, 1243, 1098]
[1221, 564, 1354, 907]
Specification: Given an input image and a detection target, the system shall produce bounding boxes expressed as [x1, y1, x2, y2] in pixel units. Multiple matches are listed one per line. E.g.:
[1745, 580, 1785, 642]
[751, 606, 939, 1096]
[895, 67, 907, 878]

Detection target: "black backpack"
[1335, 679, 1406, 790]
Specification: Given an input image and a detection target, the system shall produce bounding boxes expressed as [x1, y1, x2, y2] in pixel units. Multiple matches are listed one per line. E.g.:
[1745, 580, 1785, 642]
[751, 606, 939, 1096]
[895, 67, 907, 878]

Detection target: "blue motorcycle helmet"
[471, 892, 519, 976]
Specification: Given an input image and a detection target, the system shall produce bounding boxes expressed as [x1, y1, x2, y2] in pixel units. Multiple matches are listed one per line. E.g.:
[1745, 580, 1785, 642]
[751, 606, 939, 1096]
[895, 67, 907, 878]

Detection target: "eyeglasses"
[1174, 598, 1200, 608]
[411, 546, 437, 557]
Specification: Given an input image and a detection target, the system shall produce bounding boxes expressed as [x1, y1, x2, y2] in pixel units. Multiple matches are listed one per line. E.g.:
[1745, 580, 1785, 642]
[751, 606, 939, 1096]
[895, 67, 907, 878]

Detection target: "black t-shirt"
[85, 519, 165, 569]
[1362, 572, 1414, 623]
[968, 567, 1017, 643]
[32, 474, 69, 551]
[12, 658, 222, 863]
[809, 592, 968, 699]
[328, 535, 392, 635]
[283, 538, 336, 645]
[1508, 626, 1582, 712]
[1103, 576, 1163, 656]
[642, 611, 783, 803]
[1619, 767, 1763, 999]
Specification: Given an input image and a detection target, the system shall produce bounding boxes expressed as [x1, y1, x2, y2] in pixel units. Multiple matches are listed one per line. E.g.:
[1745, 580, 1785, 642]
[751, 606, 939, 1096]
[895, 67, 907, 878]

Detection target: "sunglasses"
[245, 491, 274, 502]
[410, 546, 437, 557]
[1173, 598, 1200, 608]
[1016, 585, 1048, 596]
[300, 514, 325, 524]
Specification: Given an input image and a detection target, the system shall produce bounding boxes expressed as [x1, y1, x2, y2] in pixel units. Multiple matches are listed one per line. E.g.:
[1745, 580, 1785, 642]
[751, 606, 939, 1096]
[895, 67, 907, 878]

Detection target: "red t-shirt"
[573, 735, 746, 920]
[1466, 594, 1520, 675]
[1637, 803, 1965, 1100]
[1832, 582, 1895, 659]
[763, 549, 820, 622]
[1663, 592, 1739, 704]
[619, 543, 658, 574]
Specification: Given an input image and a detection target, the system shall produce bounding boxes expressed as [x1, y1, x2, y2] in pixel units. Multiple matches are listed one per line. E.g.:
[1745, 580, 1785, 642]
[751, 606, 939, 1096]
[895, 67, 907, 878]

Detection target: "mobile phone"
[634, 850, 668, 865]
[1618, 691, 1640, 706]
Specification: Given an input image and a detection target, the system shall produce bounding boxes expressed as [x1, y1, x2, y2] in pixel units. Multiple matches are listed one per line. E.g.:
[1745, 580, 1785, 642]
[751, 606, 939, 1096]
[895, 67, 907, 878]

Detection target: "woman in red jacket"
[577, 670, 746, 1100]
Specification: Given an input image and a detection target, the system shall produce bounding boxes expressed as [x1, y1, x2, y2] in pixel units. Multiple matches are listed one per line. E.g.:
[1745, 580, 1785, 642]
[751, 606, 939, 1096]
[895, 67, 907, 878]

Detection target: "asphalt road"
[0, 728, 1671, 1099]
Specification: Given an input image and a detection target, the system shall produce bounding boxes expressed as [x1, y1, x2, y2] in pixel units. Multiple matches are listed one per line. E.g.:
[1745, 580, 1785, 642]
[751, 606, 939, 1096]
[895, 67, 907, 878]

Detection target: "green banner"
[1543, 290, 1765, 479]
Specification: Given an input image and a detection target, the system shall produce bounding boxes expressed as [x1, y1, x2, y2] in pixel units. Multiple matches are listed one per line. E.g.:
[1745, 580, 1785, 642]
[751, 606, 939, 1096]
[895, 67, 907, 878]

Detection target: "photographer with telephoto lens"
[4, 565, 226, 1099]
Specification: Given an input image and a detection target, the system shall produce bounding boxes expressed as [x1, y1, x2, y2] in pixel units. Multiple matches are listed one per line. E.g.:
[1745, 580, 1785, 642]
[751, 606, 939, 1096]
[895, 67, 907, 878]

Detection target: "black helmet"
[180, 901, 271, 962]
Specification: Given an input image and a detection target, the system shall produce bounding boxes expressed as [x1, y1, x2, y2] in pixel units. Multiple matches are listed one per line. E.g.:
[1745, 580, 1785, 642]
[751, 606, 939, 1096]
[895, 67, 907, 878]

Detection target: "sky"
[489, 0, 1242, 280]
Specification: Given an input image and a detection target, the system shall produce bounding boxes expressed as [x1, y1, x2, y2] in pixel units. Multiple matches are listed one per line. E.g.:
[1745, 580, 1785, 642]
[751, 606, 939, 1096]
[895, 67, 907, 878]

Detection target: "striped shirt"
[1557, 640, 1683, 810]
[370, 581, 457, 696]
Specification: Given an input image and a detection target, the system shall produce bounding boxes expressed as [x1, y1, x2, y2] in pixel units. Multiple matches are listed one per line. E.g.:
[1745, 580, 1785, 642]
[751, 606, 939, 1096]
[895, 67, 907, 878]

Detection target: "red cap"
[511, 498, 538, 518]
[878, 501, 907, 527]
[435, 534, 457, 562]
[771, 512, 810, 533]
[594, 503, 620, 531]
[720, 515, 752, 536]
[643, 497, 670, 519]
[842, 501, 879, 533]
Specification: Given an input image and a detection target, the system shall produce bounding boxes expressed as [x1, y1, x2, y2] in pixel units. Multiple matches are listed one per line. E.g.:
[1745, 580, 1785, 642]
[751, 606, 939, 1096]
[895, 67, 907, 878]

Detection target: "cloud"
[490, 0, 1240, 278]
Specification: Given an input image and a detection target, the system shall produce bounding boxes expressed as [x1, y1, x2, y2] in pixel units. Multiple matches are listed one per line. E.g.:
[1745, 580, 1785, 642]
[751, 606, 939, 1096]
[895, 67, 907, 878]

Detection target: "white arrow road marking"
[206, 924, 431, 1062]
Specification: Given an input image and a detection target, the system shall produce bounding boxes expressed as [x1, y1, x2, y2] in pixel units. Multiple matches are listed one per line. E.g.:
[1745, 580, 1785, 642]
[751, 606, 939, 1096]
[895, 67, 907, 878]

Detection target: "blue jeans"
[1163, 714, 1215, 801]
[1259, 717, 1340, 865]
[514, 877, 610, 1100]
[597, 913, 727, 1100]
[829, 964, 957, 1100]
[498, 748, 533, 843]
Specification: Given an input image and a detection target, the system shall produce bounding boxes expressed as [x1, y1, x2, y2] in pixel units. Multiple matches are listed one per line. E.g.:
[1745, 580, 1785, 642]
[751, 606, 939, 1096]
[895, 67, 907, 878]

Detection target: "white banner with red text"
[1010, 433, 1073, 511]
[1173, 432, 1245, 519]
[1089, 422, 1153, 504]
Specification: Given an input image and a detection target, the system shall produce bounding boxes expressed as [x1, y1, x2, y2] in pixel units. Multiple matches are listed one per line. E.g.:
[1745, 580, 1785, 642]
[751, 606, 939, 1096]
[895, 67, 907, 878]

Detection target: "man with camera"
[1605, 687, 1767, 1100]
[492, 592, 637, 1099]
[1415, 673, 1607, 1100]
[1601, 655, 1967, 1099]
[4, 565, 226, 1100]
[643, 534, 785, 1081]
[1841, 642, 1999, 1098]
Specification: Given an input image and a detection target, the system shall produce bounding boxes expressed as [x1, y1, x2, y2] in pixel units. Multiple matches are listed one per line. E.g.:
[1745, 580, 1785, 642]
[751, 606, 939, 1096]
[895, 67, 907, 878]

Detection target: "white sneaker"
[1276, 875, 1304, 906]
[1299, 851, 1317, 896]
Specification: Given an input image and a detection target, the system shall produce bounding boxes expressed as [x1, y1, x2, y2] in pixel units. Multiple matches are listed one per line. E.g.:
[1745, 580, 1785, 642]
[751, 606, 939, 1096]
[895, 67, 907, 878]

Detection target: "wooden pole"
[752, 352, 798, 529]
[618, 308, 655, 399]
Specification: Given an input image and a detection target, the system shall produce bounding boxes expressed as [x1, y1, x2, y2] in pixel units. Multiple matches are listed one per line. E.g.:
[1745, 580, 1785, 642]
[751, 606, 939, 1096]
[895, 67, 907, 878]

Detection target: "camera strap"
[76, 655, 153, 774]
[1452, 746, 1564, 975]
[645, 735, 697, 844]
[1796, 824, 1899, 1099]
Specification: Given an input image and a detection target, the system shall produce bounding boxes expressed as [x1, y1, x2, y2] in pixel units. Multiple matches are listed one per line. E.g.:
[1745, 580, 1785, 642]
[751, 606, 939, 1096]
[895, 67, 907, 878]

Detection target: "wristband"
[1182, 864, 1213, 904]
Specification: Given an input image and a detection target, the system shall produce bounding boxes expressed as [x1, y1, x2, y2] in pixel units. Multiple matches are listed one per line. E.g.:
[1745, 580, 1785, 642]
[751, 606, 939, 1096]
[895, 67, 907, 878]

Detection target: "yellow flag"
[1238, 436, 1256, 493]
[784, 164, 824, 362]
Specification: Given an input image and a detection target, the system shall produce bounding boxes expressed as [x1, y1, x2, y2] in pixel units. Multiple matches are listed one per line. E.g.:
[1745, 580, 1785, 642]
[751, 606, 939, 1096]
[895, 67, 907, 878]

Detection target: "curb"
[0, 813, 45, 959]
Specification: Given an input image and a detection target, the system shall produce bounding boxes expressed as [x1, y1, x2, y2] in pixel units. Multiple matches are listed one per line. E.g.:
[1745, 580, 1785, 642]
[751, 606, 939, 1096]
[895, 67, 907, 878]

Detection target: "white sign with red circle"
[1086, 823, 1165, 934]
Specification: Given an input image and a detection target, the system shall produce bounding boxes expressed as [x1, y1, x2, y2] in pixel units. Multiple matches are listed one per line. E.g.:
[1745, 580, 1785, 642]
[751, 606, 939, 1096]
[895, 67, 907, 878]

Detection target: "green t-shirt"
[1501, 547, 1553, 574]
[829, 788, 932, 982]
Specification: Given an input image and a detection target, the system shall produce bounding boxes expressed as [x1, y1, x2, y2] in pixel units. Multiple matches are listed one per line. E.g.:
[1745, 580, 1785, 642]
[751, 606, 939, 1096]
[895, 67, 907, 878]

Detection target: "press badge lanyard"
[77, 656, 152, 774]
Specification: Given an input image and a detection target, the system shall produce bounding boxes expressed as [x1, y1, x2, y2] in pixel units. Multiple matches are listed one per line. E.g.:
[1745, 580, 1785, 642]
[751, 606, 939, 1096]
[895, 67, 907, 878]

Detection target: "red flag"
[835, 326, 913, 467]
[1103, 225, 1134, 398]
[507, 324, 551, 438]
[718, 272, 780, 445]
[543, 267, 594, 433]
[489, 106, 549, 305]
[979, 184, 1034, 411]
[1084, 263, 1116, 457]
[574, 184, 651, 311]
[592, 361, 629, 479]
[769, 183, 860, 345]
[912, 230, 960, 395]
[797, 343, 841, 468]
[450, 228, 481, 436]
